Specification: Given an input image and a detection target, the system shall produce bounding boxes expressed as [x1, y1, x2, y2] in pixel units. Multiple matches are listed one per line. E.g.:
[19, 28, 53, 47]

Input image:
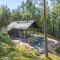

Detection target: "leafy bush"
[0, 32, 13, 45]
[55, 47, 60, 54]
[0, 42, 43, 60]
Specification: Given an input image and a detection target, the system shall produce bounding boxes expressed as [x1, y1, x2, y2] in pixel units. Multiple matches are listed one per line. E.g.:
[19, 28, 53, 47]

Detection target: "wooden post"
[37, 28, 38, 36]
[24, 30, 25, 38]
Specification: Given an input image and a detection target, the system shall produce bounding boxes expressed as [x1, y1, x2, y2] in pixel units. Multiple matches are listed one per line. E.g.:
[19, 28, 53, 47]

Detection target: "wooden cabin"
[6, 20, 38, 38]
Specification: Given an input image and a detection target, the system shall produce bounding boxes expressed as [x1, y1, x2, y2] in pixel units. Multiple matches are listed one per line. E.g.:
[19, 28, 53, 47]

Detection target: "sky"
[0, 0, 23, 10]
[0, 0, 51, 10]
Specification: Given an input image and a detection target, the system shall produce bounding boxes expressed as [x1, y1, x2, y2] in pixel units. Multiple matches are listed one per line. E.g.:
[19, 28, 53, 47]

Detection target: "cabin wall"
[8, 29, 19, 38]
[8, 28, 39, 38]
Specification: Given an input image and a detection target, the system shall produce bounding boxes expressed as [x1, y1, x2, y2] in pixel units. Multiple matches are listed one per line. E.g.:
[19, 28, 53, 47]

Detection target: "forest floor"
[33, 34, 59, 44]
[12, 35, 60, 59]
[12, 34, 59, 53]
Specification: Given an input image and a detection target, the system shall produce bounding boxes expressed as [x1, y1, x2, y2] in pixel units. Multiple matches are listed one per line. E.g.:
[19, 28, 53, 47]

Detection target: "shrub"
[0, 32, 13, 45]
[55, 47, 60, 54]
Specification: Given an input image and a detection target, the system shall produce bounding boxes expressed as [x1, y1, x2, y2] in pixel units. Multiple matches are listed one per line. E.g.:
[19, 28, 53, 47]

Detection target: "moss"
[44, 53, 60, 60]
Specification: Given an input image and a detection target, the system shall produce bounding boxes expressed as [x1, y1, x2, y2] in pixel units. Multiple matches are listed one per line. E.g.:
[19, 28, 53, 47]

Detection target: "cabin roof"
[6, 20, 35, 31]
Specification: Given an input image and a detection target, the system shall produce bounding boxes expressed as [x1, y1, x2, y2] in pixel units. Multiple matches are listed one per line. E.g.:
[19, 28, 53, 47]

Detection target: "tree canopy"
[0, 0, 60, 39]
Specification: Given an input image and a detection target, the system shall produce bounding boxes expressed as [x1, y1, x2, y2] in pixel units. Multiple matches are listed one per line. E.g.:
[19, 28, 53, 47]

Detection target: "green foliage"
[0, 42, 11, 57]
[0, 5, 11, 28]
[44, 53, 60, 60]
[0, 31, 60, 60]
[0, 32, 43, 60]
[0, 32, 13, 45]
[55, 47, 60, 54]
[0, 0, 60, 39]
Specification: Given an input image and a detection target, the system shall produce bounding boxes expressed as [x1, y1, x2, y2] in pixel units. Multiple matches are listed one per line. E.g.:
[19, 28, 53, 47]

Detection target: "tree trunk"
[43, 0, 48, 58]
